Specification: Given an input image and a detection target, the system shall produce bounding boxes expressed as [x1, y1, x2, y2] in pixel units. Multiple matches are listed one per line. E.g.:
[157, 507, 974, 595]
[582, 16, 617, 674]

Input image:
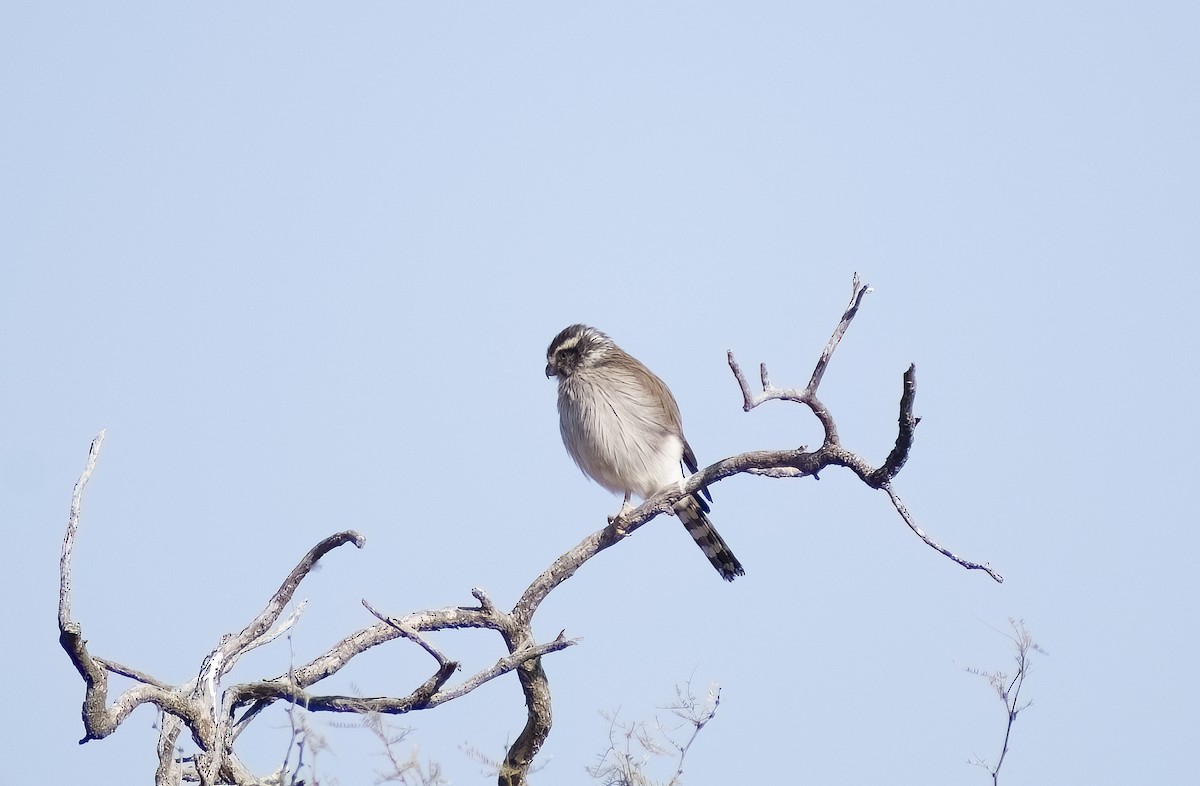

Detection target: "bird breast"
[557, 369, 683, 500]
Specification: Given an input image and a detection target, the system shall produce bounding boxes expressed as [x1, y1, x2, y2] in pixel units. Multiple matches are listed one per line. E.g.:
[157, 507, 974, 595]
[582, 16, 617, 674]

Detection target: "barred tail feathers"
[676, 496, 745, 581]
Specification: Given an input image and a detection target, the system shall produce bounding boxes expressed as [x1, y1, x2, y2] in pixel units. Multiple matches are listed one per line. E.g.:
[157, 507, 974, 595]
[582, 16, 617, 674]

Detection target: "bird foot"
[608, 502, 635, 535]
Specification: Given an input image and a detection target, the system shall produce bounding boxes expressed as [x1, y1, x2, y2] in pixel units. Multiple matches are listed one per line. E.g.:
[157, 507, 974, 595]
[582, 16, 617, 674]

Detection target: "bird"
[545, 324, 745, 581]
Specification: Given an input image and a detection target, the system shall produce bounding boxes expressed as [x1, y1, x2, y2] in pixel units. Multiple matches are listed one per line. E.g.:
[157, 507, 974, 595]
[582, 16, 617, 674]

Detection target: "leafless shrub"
[965, 619, 1047, 784]
[587, 681, 721, 786]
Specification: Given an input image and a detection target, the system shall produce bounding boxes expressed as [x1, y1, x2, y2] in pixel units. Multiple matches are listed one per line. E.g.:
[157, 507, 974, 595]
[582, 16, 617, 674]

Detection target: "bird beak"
[545, 364, 555, 378]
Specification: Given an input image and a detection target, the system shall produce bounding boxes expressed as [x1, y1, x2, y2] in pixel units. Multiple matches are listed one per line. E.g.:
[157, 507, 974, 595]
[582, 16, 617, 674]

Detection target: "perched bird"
[545, 324, 745, 581]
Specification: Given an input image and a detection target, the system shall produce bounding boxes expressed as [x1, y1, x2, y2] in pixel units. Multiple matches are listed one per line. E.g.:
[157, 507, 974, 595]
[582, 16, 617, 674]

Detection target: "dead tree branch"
[533, 275, 1000, 586]
[57, 445, 577, 786]
[723, 273, 1001, 582]
[58, 274, 999, 785]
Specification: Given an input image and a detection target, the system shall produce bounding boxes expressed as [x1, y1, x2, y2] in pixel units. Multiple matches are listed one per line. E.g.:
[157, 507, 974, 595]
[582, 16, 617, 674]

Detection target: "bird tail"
[675, 496, 745, 581]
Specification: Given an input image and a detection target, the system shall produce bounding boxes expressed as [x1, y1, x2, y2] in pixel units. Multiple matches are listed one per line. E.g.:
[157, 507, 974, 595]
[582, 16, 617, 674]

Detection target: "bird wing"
[623, 356, 716, 507]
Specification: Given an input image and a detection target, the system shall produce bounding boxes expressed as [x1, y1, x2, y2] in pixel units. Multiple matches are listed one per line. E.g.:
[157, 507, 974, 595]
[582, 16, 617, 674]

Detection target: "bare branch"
[232, 662, 458, 716]
[874, 364, 920, 484]
[244, 600, 307, 656]
[471, 587, 497, 615]
[231, 602, 510, 740]
[808, 272, 871, 392]
[216, 531, 365, 682]
[59, 274, 999, 786]
[94, 657, 173, 690]
[56, 431, 208, 746]
[725, 351, 809, 412]
[154, 712, 183, 786]
[364, 598, 458, 671]
[882, 484, 1004, 582]
[723, 274, 999, 583]
[432, 633, 576, 708]
[727, 352, 760, 411]
[497, 633, 553, 786]
[59, 429, 105, 629]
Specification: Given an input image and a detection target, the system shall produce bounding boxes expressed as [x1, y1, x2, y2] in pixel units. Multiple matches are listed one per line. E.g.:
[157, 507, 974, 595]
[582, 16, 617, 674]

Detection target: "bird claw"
[608, 502, 635, 535]
[607, 514, 628, 536]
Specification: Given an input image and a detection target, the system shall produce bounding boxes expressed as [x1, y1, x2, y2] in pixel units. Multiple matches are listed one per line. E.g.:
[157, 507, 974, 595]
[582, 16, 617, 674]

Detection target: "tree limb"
[57, 273, 1000, 786]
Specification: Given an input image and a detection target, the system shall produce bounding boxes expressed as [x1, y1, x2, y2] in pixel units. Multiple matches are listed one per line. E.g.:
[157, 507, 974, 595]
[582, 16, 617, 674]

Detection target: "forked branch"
[547, 274, 1001, 585]
[723, 273, 1000, 582]
[57, 274, 999, 786]
[57, 444, 577, 785]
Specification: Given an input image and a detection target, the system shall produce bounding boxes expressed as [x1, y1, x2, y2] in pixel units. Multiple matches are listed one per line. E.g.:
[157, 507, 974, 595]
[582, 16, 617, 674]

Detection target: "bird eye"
[550, 347, 575, 372]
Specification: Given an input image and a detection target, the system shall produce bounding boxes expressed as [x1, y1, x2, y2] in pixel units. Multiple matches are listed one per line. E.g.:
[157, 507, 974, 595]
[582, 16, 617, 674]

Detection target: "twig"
[667, 683, 720, 785]
[364, 598, 457, 670]
[807, 271, 872, 392]
[94, 657, 173, 690]
[883, 484, 1003, 582]
[586, 681, 723, 786]
[429, 633, 576, 707]
[965, 620, 1045, 784]
[59, 429, 105, 628]
[218, 531, 365, 682]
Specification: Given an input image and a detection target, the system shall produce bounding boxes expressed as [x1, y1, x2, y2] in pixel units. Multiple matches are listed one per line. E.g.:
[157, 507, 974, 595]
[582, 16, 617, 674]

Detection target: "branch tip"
[471, 587, 495, 612]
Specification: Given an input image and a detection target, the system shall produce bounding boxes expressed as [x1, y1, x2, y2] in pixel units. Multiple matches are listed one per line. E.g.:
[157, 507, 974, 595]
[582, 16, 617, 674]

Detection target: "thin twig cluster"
[586, 681, 722, 786]
[966, 619, 1045, 784]
[56, 274, 1001, 785]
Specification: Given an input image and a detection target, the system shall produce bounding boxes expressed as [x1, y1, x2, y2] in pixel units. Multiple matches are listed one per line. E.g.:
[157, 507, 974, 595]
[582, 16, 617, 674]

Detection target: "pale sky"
[3, 3, 1198, 784]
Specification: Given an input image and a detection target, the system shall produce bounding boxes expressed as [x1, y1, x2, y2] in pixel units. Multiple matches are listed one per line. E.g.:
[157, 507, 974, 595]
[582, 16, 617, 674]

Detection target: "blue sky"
[3, 3, 1198, 783]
